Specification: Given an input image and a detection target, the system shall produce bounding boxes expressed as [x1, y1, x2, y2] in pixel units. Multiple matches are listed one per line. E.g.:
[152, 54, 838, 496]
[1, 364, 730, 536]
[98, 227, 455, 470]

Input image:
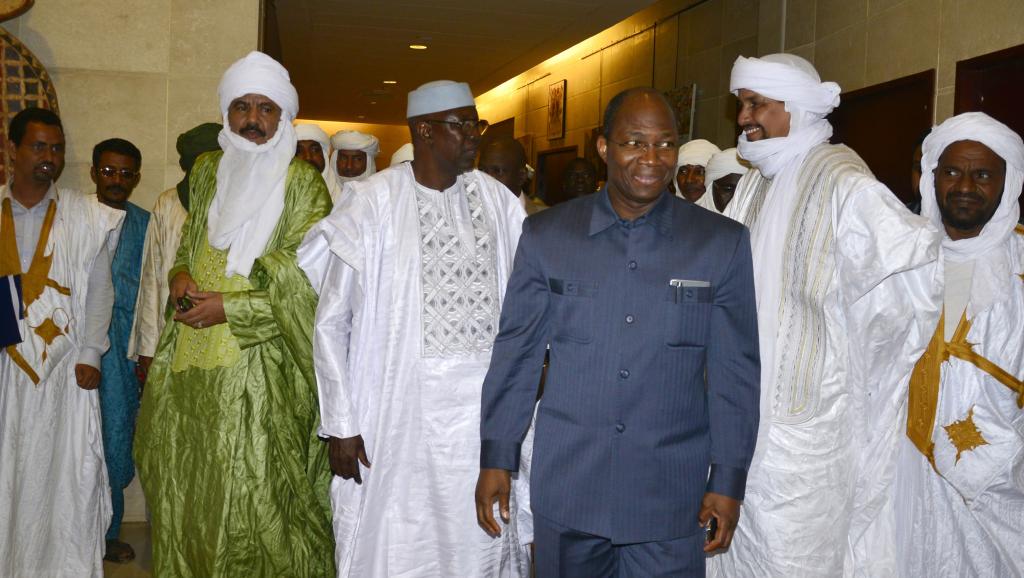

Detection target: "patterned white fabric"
[415, 181, 499, 358]
[710, 144, 942, 578]
[297, 163, 531, 577]
[894, 231, 1024, 577]
[0, 186, 122, 578]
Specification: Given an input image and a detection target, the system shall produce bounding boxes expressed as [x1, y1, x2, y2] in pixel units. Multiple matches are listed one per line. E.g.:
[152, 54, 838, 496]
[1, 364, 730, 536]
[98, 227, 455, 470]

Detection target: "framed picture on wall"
[663, 84, 696, 142]
[547, 79, 567, 140]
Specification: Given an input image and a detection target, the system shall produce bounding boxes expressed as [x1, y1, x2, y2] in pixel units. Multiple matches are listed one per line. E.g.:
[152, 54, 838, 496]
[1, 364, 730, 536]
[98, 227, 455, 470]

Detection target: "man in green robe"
[134, 51, 334, 577]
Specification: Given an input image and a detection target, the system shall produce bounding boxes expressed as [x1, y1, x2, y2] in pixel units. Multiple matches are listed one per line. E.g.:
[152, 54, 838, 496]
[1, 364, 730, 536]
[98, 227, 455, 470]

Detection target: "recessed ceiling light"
[383, 80, 397, 84]
[408, 44, 428, 50]
[357, 115, 365, 119]
[370, 101, 377, 105]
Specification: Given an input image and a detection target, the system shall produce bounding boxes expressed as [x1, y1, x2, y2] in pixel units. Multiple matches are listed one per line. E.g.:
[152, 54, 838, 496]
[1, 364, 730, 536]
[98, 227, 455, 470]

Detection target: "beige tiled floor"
[102, 523, 152, 578]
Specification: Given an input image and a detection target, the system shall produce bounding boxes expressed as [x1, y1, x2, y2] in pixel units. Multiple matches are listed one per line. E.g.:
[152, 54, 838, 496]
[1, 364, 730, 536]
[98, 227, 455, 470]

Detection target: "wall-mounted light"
[408, 44, 428, 50]
[383, 80, 397, 84]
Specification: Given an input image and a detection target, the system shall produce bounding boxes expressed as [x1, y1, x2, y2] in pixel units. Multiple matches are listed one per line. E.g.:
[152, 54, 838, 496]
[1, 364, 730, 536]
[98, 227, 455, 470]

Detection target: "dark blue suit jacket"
[480, 189, 760, 543]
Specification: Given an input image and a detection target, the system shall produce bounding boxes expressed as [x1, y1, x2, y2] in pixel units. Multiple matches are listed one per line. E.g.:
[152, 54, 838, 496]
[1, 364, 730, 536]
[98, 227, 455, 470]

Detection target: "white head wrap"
[389, 142, 414, 166]
[329, 130, 380, 185]
[208, 51, 299, 278]
[730, 54, 841, 178]
[294, 123, 330, 157]
[294, 123, 341, 202]
[676, 139, 721, 169]
[921, 112, 1023, 256]
[407, 80, 475, 118]
[706, 147, 750, 185]
[920, 112, 1024, 315]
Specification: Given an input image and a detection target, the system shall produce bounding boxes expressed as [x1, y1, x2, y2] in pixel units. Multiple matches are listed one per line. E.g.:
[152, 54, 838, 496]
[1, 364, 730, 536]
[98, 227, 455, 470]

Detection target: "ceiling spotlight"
[370, 101, 377, 105]
[383, 80, 397, 84]
[357, 115, 365, 119]
[408, 44, 428, 50]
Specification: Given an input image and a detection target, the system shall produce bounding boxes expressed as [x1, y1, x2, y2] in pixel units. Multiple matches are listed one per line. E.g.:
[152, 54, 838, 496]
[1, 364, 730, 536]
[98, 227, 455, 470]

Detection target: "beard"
[937, 190, 999, 232]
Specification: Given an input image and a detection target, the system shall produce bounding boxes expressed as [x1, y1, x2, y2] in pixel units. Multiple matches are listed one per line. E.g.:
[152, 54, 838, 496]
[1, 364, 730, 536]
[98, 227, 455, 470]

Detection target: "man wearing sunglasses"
[90, 137, 150, 564]
[299, 80, 531, 577]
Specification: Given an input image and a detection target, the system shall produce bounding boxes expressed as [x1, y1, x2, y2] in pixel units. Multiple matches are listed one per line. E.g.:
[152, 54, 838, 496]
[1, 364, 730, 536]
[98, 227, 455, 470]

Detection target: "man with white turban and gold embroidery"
[707, 54, 944, 577]
[674, 138, 720, 202]
[295, 122, 341, 202]
[696, 147, 749, 215]
[894, 112, 1024, 577]
[134, 51, 334, 577]
[329, 129, 379, 192]
[298, 79, 530, 577]
[0, 107, 122, 578]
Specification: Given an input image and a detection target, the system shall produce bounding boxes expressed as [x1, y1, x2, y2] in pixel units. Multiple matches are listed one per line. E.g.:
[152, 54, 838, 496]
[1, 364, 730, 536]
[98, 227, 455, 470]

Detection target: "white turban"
[294, 123, 341, 202]
[294, 123, 330, 156]
[329, 130, 380, 185]
[729, 54, 841, 178]
[390, 142, 414, 166]
[208, 51, 299, 277]
[676, 139, 721, 169]
[407, 80, 475, 118]
[706, 148, 750, 185]
[921, 112, 1024, 315]
[920, 112, 1023, 259]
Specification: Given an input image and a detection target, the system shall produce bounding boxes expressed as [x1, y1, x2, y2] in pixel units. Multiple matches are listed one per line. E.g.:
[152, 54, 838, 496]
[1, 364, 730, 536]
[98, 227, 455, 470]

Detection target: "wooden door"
[830, 70, 934, 205]
[955, 43, 1024, 218]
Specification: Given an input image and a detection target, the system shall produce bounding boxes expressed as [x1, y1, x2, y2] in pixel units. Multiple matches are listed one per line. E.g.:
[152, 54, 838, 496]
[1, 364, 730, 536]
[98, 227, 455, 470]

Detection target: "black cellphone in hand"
[705, 517, 718, 543]
[177, 296, 194, 312]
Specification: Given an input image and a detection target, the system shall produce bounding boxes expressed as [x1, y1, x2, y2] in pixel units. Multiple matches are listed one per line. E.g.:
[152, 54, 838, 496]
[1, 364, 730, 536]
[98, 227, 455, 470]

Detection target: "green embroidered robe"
[135, 151, 334, 577]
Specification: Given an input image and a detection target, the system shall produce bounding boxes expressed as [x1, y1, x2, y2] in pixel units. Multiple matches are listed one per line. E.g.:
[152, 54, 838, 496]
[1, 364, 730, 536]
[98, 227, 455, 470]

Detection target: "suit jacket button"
[618, 369, 630, 379]
[616, 423, 625, 433]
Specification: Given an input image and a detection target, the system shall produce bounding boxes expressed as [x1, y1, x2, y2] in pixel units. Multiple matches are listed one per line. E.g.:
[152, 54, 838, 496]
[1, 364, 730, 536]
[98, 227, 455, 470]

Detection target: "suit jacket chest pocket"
[549, 278, 598, 344]
[664, 283, 712, 347]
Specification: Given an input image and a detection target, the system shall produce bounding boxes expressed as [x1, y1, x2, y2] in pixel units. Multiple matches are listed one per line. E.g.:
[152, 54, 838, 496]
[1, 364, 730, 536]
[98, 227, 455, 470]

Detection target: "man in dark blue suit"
[475, 87, 760, 576]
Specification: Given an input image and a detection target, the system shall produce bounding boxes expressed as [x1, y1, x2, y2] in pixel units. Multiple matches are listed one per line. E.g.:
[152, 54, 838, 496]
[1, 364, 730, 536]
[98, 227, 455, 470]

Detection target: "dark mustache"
[945, 190, 985, 204]
[106, 185, 127, 195]
[241, 124, 266, 136]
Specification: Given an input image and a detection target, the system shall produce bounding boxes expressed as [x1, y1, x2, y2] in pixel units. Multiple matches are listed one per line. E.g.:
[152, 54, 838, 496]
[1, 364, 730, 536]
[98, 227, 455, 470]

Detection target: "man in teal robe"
[134, 51, 334, 577]
[92, 138, 150, 563]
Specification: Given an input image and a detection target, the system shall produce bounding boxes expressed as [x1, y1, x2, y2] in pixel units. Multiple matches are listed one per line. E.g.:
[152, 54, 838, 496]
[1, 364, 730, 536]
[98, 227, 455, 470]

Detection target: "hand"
[173, 290, 226, 330]
[329, 435, 370, 484]
[75, 364, 101, 390]
[169, 271, 198, 307]
[475, 468, 511, 537]
[134, 361, 147, 384]
[699, 492, 741, 553]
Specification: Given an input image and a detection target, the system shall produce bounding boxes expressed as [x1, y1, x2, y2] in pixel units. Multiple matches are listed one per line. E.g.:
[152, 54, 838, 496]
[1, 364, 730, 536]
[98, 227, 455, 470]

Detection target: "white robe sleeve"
[312, 253, 364, 440]
[127, 219, 162, 360]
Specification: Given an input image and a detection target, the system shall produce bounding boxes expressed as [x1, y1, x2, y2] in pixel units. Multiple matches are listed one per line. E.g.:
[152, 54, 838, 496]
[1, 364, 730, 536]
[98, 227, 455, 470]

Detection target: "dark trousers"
[533, 513, 705, 578]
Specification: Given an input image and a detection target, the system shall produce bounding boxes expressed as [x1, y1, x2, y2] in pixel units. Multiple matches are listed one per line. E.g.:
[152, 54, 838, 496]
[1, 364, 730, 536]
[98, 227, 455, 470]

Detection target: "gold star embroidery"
[944, 406, 989, 463]
[33, 316, 66, 362]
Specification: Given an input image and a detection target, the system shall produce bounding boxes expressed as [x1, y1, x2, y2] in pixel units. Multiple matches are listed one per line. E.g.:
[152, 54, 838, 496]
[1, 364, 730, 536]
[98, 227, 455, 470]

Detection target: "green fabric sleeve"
[226, 161, 331, 372]
[222, 289, 279, 348]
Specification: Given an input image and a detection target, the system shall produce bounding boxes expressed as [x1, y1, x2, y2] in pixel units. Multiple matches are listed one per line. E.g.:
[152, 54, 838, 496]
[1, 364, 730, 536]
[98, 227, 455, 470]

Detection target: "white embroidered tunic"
[298, 163, 530, 578]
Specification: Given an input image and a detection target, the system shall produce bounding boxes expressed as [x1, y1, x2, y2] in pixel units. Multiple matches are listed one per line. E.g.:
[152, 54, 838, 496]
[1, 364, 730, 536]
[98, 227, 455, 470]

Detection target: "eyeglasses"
[425, 118, 489, 135]
[98, 166, 139, 179]
[611, 139, 677, 155]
